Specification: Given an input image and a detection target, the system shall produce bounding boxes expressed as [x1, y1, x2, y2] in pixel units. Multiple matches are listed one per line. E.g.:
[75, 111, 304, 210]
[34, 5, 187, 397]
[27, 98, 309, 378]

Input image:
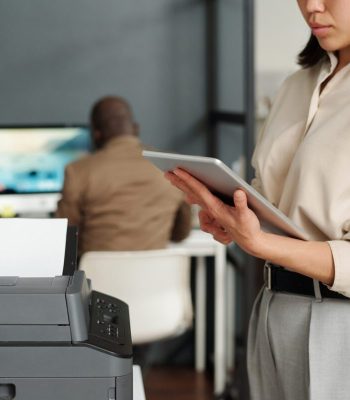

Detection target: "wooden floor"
[142, 366, 214, 400]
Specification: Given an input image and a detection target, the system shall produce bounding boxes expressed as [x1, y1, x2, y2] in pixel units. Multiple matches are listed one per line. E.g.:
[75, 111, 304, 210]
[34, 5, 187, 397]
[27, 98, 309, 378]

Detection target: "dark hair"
[297, 34, 327, 68]
[90, 96, 133, 134]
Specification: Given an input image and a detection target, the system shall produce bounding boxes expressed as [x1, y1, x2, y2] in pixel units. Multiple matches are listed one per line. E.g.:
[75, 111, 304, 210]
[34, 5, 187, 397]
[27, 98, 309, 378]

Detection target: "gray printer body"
[0, 271, 133, 400]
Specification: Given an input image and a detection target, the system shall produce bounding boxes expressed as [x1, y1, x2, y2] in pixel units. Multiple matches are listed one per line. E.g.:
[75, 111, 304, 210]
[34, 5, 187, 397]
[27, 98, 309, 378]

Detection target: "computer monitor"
[0, 125, 91, 215]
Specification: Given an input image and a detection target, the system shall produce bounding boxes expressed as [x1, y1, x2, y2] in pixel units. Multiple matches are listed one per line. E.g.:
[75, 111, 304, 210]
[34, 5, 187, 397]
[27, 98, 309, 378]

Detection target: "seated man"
[56, 96, 191, 256]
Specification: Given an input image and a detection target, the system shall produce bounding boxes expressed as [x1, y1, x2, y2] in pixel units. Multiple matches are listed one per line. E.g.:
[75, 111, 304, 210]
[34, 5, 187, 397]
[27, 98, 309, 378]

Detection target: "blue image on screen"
[0, 126, 92, 194]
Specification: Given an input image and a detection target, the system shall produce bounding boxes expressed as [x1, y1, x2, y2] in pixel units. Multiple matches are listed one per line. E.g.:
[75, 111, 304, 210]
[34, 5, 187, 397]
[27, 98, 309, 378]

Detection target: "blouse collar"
[326, 51, 338, 74]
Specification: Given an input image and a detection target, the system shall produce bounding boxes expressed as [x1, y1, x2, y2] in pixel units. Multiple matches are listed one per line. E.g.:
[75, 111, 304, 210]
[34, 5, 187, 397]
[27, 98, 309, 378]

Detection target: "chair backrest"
[79, 248, 193, 344]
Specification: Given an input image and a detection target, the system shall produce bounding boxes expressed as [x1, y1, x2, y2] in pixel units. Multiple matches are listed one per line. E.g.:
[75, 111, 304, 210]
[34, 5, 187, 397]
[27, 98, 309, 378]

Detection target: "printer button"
[116, 327, 125, 338]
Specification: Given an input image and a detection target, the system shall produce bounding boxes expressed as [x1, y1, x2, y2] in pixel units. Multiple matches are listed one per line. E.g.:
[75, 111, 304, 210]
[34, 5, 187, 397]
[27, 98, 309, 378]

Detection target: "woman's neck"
[334, 49, 350, 74]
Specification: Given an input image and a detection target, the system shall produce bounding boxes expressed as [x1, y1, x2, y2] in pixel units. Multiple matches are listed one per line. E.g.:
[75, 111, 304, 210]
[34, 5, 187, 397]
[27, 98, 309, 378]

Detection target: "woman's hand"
[165, 168, 264, 255]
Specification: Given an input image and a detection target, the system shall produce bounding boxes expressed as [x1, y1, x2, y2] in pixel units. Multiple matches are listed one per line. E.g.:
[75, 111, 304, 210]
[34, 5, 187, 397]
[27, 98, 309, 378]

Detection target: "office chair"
[79, 248, 193, 344]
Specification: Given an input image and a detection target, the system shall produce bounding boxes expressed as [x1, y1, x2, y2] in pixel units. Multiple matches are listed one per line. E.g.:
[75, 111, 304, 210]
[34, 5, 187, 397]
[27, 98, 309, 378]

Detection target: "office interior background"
[0, 1, 308, 399]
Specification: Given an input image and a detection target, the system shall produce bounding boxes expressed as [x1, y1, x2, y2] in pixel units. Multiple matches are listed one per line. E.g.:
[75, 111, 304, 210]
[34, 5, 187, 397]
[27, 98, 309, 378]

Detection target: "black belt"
[265, 263, 348, 300]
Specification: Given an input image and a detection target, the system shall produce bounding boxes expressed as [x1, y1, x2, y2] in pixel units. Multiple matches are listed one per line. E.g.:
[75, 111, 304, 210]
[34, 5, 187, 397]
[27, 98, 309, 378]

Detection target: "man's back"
[56, 135, 191, 254]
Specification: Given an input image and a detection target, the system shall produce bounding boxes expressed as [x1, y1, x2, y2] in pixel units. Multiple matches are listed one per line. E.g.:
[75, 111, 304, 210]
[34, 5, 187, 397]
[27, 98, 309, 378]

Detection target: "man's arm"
[55, 165, 82, 226]
[170, 201, 192, 242]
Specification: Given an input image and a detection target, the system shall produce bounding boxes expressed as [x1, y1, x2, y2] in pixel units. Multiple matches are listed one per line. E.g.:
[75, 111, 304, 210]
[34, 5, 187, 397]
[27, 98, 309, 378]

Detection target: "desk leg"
[226, 263, 235, 371]
[195, 256, 206, 372]
[214, 244, 227, 395]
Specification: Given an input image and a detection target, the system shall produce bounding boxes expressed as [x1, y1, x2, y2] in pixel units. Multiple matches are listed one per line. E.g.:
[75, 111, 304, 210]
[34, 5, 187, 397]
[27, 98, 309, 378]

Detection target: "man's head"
[90, 96, 139, 149]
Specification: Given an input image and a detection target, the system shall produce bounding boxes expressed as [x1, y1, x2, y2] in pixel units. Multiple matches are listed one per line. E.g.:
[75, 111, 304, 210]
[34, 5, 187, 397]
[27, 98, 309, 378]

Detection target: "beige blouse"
[252, 52, 350, 297]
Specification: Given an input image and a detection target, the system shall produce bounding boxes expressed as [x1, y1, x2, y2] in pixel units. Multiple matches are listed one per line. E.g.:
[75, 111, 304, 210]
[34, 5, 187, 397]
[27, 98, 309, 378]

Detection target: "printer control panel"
[87, 291, 132, 358]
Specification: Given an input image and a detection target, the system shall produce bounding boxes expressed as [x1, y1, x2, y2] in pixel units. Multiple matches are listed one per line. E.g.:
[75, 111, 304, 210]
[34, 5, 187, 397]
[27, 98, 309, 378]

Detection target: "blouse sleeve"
[328, 221, 350, 297]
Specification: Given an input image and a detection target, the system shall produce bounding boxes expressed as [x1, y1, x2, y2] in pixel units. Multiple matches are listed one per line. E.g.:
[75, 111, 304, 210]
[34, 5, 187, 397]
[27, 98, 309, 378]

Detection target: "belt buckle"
[264, 262, 272, 290]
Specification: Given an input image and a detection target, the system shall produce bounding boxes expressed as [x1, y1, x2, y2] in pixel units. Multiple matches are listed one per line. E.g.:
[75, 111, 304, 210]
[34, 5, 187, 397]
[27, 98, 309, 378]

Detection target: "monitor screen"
[0, 125, 91, 195]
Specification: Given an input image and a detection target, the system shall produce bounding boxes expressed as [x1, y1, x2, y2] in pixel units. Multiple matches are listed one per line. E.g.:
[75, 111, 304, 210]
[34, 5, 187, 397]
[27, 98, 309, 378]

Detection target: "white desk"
[169, 229, 227, 395]
[133, 365, 146, 400]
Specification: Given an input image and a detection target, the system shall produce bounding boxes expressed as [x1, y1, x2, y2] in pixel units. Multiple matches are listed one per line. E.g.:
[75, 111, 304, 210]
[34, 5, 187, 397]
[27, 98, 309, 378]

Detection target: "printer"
[0, 227, 133, 400]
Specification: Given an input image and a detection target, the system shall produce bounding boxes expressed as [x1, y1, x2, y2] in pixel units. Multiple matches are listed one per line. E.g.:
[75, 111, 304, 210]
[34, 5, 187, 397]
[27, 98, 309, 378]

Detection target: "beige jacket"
[56, 136, 191, 255]
[252, 52, 350, 297]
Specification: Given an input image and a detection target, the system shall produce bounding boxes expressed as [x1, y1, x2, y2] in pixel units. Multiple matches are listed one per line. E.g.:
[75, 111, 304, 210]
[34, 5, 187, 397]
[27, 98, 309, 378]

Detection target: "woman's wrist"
[241, 229, 270, 259]
[245, 230, 294, 261]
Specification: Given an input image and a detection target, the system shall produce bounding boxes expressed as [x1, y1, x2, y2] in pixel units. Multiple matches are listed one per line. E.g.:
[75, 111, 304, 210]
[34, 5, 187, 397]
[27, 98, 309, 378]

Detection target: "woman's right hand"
[165, 168, 264, 254]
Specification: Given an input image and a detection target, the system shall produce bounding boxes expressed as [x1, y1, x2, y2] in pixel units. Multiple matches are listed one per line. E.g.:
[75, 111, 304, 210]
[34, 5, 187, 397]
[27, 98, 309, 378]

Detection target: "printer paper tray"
[0, 376, 132, 400]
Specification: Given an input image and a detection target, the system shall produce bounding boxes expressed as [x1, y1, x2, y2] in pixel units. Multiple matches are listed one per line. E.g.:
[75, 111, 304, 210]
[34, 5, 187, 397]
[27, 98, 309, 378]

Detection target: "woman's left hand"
[165, 168, 264, 255]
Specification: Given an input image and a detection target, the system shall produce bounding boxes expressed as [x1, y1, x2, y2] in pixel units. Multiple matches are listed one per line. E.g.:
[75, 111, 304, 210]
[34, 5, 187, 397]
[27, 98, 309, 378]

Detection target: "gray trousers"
[247, 287, 350, 400]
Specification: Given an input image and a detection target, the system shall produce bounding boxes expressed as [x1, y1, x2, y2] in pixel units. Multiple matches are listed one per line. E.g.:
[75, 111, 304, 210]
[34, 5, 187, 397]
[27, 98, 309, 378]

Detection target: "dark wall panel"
[0, 0, 206, 153]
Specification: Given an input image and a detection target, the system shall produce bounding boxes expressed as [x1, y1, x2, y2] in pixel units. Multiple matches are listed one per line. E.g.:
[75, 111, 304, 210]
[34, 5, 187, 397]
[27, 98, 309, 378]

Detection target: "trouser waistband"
[264, 262, 348, 300]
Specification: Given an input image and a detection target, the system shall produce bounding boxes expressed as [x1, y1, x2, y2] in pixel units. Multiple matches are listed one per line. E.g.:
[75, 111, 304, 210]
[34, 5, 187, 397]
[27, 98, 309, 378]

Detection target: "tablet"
[143, 150, 309, 240]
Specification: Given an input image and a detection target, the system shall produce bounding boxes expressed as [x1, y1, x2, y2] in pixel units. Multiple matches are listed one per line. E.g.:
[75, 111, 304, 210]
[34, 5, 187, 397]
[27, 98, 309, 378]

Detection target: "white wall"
[255, 0, 309, 118]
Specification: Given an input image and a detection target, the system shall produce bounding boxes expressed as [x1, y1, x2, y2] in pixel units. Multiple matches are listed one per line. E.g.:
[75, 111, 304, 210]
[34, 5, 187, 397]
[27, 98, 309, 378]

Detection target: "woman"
[165, 1, 350, 399]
